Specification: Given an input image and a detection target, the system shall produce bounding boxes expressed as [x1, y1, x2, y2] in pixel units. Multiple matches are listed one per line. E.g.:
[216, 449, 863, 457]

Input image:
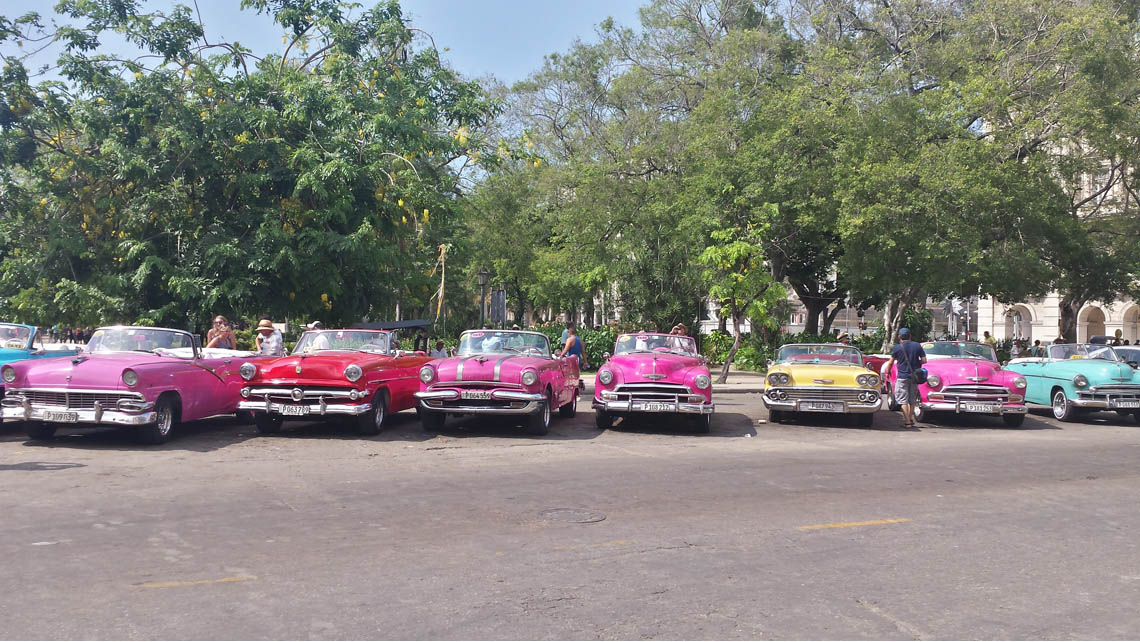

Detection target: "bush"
[700, 330, 737, 365]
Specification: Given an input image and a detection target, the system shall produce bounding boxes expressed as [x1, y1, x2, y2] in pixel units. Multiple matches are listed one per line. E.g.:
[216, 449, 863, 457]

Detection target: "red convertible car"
[237, 329, 433, 435]
[415, 330, 579, 436]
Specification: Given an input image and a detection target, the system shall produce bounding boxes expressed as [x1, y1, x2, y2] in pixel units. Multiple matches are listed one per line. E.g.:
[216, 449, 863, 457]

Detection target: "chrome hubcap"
[543, 395, 551, 426]
[157, 406, 172, 435]
[1053, 392, 1066, 418]
[375, 401, 385, 428]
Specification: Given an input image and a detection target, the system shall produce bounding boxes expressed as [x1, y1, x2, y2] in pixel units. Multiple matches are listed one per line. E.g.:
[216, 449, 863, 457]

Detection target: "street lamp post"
[477, 267, 489, 328]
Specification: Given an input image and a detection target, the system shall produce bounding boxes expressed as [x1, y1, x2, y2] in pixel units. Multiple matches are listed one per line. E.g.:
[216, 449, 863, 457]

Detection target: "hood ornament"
[295, 364, 302, 374]
[645, 355, 665, 379]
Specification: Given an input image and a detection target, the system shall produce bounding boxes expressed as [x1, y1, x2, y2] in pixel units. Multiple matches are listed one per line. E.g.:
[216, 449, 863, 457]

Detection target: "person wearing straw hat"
[836, 332, 851, 345]
[255, 317, 285, 356]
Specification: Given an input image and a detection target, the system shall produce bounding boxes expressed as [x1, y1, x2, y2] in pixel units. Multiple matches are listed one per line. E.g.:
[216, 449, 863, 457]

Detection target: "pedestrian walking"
[884, 327, 926, 428]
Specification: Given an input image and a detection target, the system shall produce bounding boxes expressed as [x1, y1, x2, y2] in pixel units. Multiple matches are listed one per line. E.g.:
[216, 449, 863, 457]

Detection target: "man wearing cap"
[255, 317, 285, 356]
[884, 327, 926, 428]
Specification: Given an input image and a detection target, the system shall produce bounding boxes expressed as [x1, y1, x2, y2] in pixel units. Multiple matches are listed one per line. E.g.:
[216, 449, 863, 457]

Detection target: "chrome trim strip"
[244, 387, 356, 399]
[921, 401, 1027, 414]
[456, 355, 479, 382]
[417, 400, 541, 415]
[493, 355, 517, 382]
[592, 400, 714, 414]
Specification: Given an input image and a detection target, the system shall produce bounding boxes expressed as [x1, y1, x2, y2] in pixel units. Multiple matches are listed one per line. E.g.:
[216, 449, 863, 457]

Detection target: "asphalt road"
[2, 395, 1140, 640]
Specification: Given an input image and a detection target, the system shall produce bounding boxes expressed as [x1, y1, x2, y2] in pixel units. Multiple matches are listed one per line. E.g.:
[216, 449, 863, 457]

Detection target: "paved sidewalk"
[581, 366, 766, 395]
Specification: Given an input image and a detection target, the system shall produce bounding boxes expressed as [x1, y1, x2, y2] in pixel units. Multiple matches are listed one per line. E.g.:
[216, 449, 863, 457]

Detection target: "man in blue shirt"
[884, 327, 927, 427]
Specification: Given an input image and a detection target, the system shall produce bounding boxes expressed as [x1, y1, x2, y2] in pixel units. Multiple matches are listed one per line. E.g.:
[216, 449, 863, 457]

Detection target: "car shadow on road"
[396, 412, 607, 442]
[913, 411, 1059, 430]
[1026, 407, 1139, 427]
[768, 411, 919, 432]
[0, 461, 86, 471]
[607, 411, 756, 437]
[10, 415, 256, 452]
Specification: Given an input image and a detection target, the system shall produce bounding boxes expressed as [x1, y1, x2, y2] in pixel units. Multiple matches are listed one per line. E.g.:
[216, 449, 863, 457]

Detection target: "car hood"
[606, 353, 703, 382]
[923, 358, 1011, 383]
[10, 352, 170, 389]
[433, 353, 552, 383]
[1007, 358, 1137, 383]
[254, 352, 392, 382]
[769, 362, 872, 386]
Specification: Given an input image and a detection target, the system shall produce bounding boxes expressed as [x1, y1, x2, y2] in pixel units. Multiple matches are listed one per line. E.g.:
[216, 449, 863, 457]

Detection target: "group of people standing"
[204, 315, 284, 356]
[47, 326, 94, 344]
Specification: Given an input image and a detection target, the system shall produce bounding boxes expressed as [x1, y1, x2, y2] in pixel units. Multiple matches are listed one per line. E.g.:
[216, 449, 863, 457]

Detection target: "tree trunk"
[821, 305, 842, 335]
[717, 305, 728, 333]
[584, 297, 595, 329]
[716, 302, 744, 384]
[879, 290, 916, 353]
[801, 297, 826, 335]
[1059, 297, 1082, 343]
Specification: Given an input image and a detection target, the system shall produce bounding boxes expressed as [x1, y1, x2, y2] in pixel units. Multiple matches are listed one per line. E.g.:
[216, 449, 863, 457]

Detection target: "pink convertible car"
[414, 330, 580, 435]
[1, 326, 263, 444]
[884, 340, 1028, 426]
[593, 333, 714, 432]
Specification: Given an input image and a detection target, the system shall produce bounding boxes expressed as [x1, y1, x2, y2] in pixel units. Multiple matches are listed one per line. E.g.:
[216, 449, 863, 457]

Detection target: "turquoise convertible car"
[1005, 344, 1140, 422]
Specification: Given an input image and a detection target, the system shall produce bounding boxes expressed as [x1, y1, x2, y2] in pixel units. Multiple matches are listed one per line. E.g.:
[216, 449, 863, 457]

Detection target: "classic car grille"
[940, 384, 1009, 401]
[248, 386, 355, 402]
[22, 390, 140, 409]
[435, 381, 522, 390]
[438, 399, 522, 409]
[613, 383, 692, 400]
[777, 388, 863, 402]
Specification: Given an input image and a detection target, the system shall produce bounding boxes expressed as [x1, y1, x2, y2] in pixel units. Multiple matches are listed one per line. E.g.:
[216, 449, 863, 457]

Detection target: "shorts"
[894, 377, 919, 406]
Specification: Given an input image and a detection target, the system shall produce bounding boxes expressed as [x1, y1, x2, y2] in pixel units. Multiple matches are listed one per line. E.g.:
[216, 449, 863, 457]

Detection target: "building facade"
[977, 295, 1140, 344]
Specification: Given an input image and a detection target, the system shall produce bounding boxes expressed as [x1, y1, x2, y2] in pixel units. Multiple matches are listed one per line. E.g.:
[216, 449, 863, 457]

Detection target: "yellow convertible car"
[762, 343, 883, 426]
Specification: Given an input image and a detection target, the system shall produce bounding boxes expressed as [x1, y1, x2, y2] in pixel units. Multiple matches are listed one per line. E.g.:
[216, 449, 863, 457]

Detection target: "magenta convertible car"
[884, 340, 1028, 426]
[1, 326, 263, 444]
[415, 329, 579, 435]
[593, 332, 714, 432]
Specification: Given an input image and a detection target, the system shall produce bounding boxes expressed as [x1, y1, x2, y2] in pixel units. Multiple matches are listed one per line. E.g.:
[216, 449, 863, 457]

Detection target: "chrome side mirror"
[603, 352, 611, 360]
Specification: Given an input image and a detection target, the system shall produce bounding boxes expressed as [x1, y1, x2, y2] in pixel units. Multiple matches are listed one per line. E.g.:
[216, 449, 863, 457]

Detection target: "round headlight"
[1013, 376, 1027, 389]
[694, 374, 711, 390]
[122, 369, 138, 387]
[521, 370, 539, 386]
[856, 374, 869, 386]
[1073, 374, 1088, 388]
[419, 365, 435, 384]
[345, 364, 363, 382]
[926, 374, 941, 389]
[866, 375, 880, 388]
[239, 362, 257, 381]
[598, 368, 614, 385]
[2, 365, 15, 383]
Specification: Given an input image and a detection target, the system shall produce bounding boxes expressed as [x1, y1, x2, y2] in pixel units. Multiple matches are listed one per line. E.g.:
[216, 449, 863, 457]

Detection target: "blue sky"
[3, 0, 644, 85]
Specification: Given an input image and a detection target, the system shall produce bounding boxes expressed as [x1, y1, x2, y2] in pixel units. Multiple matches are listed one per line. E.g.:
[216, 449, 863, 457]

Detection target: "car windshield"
[457, 330, 551, 357]
[1049, 343, 1121, 361]
[0, 323, 32, 349]
[615, 333, 698, 356]
[86, 327, 195, 355]
[292, 330, 389, 355]
[921, 341, 997, 361]
[1116, 347, 1140, 363]
[776, 344, 864, 365]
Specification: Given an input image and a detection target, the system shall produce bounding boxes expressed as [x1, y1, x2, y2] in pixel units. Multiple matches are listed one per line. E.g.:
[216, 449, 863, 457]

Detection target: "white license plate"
[280, 405, 309, 416]
[461, 390, 492, 400]
[964, 403, 998, 413]
[44, 410, 78, 423]
[1112, 399, 1140, 409]
[643, 402, 673, 412]
[802, 401, 841, 412]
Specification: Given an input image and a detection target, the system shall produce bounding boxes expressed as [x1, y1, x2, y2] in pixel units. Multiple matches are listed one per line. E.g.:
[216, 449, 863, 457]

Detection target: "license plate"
[461, 390, 492, 400]
[964, 403, 998, 413]
[643, 402, 672, 412]
[1112, 399, 1140, 409]
[280, 405, 309, 416]
[44, 410, 78, 423]
[802, 401, 841, 412]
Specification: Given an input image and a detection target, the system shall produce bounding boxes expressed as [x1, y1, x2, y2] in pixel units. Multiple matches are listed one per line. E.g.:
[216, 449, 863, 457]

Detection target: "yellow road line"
[799, 518, 911, 531]
[140, 576, 256, 589]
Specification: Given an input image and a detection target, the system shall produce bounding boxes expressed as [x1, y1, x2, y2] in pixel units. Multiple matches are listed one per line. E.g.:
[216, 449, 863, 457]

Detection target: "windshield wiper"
[131, 349, 157, 354]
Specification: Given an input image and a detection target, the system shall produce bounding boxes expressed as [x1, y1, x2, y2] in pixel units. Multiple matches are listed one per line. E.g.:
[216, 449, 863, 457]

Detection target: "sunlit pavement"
[2, 393, 1139, 639]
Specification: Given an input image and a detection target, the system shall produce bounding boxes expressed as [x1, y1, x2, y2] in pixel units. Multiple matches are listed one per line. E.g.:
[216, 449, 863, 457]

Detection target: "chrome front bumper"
[1, 402, 157, 426]
[761, 397, 881, 414]
[1069, 398, 1140, 410]
[592, 399, 714, 414]
[236, 400, 372, 416]
[415, 389, 545, 415]
[921, 401, 1026, 414]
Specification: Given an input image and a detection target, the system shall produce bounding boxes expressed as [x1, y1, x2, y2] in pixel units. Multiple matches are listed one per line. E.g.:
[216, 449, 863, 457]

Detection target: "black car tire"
[690, 413, 711, 434]
[137, 395, 178, 445]
[356, 391, 387, 436]
[1051, 389, 1076, 422]
[595, 410, 614, 429]
[526, 390, 551, 436]
[421, 409, 446, 431]
[1003, 414, 1026, 427]
[558, 391, 577, 418]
